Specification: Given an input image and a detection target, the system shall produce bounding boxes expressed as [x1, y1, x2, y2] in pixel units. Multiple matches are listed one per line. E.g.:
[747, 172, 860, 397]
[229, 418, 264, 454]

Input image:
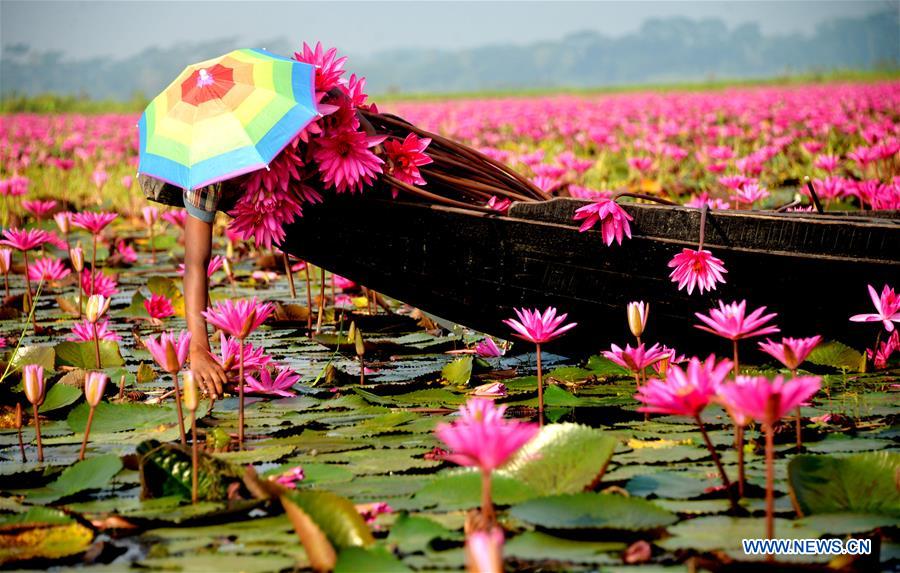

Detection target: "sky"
[1, 0, 892, 60]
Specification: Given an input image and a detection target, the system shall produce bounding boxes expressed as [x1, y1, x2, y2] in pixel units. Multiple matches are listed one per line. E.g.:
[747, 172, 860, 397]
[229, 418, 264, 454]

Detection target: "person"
[139, 99, 376, 399]
[183, 182, 234, 398]
[138, 175, 235, 398]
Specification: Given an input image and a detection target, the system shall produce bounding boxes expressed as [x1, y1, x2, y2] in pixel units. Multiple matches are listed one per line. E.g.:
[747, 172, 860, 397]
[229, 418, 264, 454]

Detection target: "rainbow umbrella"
[138, 48, 318, 190]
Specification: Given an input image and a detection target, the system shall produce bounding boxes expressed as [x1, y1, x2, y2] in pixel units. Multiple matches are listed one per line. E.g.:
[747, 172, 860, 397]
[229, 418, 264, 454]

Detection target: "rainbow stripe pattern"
[138, 49, 318, 190]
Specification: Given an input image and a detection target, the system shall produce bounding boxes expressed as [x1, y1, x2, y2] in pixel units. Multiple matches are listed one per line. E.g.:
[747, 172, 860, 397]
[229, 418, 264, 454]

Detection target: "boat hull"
[283, 197, 899, 355]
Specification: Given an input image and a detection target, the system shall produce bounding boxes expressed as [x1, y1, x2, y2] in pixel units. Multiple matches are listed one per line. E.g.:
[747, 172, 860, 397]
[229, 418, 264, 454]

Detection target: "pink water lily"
[695, 300, 779, 341]
[203, 297, 275, 340]
[572, 199, 633, 246]
[849, 283, 900, 332]
[503, 307, 576, 344]
[504, 306, 576, 418]
[758, 335, 823, 371]
[144, 330, 191, 374]
[474, 337, 504, 358]
[245, 366, 300, 397]
[603, 342, 670, 374]
[668, 248, 727, 294]
[384, 133, 432, 186]
[436, 399, 537, 472]
[26, 256, 71, 283]
[0, 228, 52, 252]
[436, 398, 538, 524]
[68, 318, 121, 342]
[71, 211, 117, 235]
[717, 375, 821, 427]
[635, 355, 732, 417]
[144, 293, 175, 321]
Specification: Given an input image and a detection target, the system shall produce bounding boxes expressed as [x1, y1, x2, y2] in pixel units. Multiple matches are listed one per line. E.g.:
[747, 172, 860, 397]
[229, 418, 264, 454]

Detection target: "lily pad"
[510, 492, 678, 531]
[502, 423, 616, 494]
[26, 453, 122, 504]
[788, 451, 900, 517]
[415, 469, 539, 510]
[55, 340, 124, 369]
[335, 545, 413, 573]
[387, 514, 462, 554]
[504, 531, 624, 564]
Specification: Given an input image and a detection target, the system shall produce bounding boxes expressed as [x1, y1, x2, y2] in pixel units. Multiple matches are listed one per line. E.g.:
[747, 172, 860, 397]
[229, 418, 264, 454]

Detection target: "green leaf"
[27, 454, 122, 504]
[335, 546, 412, 573]
[586, 355, 630, 377]
[502, 423, 616, 494]
[40, 383, 82, 413]
[68, 401, 181, 434]
[658, 516, 822, 551]
[387, 514, 462, 554]
[797, 512, 900, 535]
[55, 340, 124, 369]
[504, 531, 624, 564]
[626, 471, 711, 499]
[510, 493, 678, 531]
[546, 366, 594, 382]
[0, 507, 72, 526]
[788, 452, 900, 517]
[415, 469, 539, 510]
[441, 356, 472, 385]
[283, 489, 375, 549]
[9, 345, 55, 373]
[807, 341, 864, 372]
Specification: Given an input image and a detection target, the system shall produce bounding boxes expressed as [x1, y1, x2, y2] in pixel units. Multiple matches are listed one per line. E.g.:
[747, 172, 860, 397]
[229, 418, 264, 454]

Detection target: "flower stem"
[304, 264, 313, 336]
[92, 323, 102, 369]
[149, 227, 156, 264]
[764, 394, 780, 545]
[33, 403, 43, 463]
[282, 253, 296, 299]
[736, 423, 745, 498]
[535, 343, 544, 425]
[78, 405, 95, 460]
[190, 409, 198, 504]
[90, 234, 97, 297]
[765, 421, 776, 542]
[695, 415, 736, 508]
[481, 470, 495, 526]
[16, 403, 26, 463]
[732, 339, 740, 378]
[172, 372, 187, 446]
[238, 339, 245, 450]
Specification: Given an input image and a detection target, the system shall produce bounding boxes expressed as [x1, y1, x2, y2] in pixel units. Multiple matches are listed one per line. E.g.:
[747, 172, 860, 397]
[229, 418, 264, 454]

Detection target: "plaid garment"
[139, 175, 241, 222]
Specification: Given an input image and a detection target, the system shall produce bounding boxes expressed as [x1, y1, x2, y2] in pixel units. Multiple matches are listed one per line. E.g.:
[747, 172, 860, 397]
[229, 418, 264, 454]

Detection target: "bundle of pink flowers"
[226, 43, 433, 249]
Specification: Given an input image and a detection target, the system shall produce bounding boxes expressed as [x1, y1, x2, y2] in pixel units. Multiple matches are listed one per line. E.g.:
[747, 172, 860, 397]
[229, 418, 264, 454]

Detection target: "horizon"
[1, 1, 891, 60]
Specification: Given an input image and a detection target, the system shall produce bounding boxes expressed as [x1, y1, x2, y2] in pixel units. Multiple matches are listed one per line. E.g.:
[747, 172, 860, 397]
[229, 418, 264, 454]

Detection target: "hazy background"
[1, 0, 898, 99]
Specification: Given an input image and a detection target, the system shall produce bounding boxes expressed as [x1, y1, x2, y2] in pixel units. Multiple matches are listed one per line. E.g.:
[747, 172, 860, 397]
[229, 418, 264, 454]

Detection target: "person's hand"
[190, 347, 228, 399]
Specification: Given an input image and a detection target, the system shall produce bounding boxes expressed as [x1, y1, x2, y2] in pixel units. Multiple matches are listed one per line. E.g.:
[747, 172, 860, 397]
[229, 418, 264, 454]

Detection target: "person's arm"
[184, 215, 228, 398]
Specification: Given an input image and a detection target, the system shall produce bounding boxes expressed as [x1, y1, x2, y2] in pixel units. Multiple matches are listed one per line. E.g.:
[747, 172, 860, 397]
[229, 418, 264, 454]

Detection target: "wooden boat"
[283, 196, 899, 354]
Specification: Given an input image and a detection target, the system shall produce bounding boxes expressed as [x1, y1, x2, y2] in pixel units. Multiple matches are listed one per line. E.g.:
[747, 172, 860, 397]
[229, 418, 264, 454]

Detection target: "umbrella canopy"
[138, 48, 318, 191]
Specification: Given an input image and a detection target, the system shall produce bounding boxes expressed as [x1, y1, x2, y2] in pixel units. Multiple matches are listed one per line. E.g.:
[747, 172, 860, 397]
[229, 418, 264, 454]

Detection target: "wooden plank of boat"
[284, 196, 899, 354]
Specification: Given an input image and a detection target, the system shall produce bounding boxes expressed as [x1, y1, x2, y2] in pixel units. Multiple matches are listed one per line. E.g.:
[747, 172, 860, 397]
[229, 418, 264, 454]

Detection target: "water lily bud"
[627, 301, 649, 338]
[347, 322, 356, 343]
[142, 206, 159, 227]
[84, 371, 109, 407]
[222, 257, 233, 278]
[69, 245, 84, 272]
[0, 248, 11, 273]
[85, 294, 110, 323]
[23, 364, 45, 406]
[54, 212, 71, 235]
[354, 327, 365, 357]
[182, 371, 199, 412]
